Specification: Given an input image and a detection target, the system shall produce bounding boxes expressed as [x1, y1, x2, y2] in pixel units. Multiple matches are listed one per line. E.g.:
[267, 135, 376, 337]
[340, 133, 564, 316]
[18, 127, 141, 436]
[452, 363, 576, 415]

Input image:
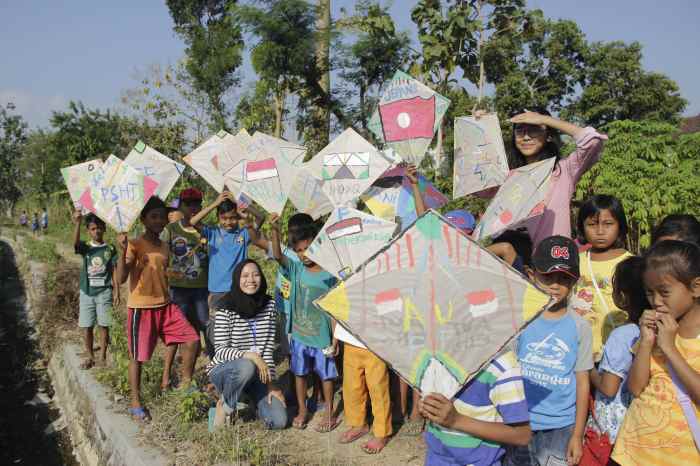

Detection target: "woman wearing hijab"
[207, 259, 287, 430]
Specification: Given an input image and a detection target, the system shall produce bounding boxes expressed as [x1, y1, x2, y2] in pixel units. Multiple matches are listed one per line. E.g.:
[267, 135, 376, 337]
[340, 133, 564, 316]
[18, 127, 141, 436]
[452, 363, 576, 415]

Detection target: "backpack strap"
[668, 362, 700, 451]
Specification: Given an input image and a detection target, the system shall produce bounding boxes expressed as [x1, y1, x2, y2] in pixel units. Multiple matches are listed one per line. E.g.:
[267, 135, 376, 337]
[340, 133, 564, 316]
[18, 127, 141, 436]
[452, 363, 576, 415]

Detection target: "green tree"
[0, 103, 28, 215]
[564, 41, 687, 127]
[166, 0, 244, 130]
[234, 80, 277, 134]
[575, 120, 700, 252]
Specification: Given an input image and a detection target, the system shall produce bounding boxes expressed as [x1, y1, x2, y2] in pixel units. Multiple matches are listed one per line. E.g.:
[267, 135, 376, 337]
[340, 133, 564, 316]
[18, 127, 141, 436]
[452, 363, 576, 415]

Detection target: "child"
[420, 351, 532, 466]
[571, 195, 632, 362]
[508, 108, 607, 247]
[270, 213, 340, 432]
[612, 240, 700, 465]
[161, 188, 210, 383]
[41, 207, 48, 233]
[72, 210, 119, 369]
[583, 256, 647, 463]
[651, 214, 700, 246]
[115, 196, 200, 421]
[505, 236, 593, 466]
[19, 210, 27, 227]
[190, 191, 267, 310]
[31, 212, 39, 234]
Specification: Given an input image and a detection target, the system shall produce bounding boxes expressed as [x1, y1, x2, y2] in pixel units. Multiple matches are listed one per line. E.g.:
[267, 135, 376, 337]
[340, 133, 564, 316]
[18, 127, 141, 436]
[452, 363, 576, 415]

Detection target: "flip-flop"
[128, 406, 151, 422]
[338, 426, 369, 444]
[362, 437, 389, 454]
[314, 416, 341, 433]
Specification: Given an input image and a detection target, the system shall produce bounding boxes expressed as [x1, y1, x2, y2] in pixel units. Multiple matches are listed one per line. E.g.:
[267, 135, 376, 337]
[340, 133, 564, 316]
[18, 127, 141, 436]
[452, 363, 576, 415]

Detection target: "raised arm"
[487, 242, 517, 266]
[405, 164, 426, 216]
[72, 209, 82, 250]
[510, 111, 585, 140]
[269, 213, 288, 269]
[190, 191, 232, 227]
[241, 204, 269, 251]
[628, 310, 656, 397]
[114, 233, 132, 285]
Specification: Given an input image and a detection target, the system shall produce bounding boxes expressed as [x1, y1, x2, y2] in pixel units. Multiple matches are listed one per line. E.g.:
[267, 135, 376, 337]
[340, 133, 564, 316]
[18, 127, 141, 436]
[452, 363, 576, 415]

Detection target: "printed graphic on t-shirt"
[521, 333, 573, 386]
[280, 276, 291, 300]
[293, 281, 327, 338]
[169, 235, 205, 280]
[87, 254, 109, 287]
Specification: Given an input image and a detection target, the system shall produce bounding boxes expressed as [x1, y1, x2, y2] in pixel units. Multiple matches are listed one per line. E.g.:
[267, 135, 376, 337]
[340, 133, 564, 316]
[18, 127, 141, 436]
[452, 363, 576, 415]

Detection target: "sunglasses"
[514, 125, 546, 138]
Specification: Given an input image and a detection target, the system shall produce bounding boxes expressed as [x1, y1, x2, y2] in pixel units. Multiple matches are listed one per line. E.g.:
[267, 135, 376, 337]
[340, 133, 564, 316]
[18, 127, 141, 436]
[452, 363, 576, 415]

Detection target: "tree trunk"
[314, 0, 331, 146]
[273, 87, 286, 138]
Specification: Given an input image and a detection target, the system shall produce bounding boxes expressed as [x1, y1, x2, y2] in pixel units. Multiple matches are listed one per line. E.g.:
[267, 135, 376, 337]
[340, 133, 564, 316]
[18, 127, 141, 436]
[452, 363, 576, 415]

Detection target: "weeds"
[23, 236, 61, 265]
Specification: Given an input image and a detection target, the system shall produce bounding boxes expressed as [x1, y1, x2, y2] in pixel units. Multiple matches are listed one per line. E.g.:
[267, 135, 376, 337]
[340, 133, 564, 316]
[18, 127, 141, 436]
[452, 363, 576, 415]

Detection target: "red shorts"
[126, 303, 199, 362]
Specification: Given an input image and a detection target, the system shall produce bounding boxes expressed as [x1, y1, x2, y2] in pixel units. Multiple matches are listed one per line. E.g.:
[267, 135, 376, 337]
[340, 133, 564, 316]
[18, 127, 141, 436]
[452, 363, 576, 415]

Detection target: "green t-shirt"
[76, 241, 117, 296]
[162, 220, 208, 288]
[284, 260, 337, 349]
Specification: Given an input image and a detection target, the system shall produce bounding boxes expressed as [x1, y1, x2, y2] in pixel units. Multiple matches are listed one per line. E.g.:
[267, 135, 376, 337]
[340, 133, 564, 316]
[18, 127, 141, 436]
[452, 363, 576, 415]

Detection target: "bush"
[23, 236, 61, 265]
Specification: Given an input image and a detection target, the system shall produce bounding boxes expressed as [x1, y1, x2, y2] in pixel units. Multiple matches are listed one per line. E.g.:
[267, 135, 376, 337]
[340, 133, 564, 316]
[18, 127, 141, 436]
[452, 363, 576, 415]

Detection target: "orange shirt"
[125, 237, 169, 309]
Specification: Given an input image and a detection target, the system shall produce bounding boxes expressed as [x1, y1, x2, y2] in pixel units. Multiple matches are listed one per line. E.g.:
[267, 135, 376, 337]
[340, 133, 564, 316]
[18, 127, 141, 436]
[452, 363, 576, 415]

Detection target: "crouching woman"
[208, 259, 287, 430]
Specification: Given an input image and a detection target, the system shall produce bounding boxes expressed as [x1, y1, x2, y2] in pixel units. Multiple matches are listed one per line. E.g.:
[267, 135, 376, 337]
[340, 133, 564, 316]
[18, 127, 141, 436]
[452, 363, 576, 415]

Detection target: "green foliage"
[576, 120, 700, 253]
[0, 104, 28, 212]
[175, 388, 210, 423]
[23, 236, 61, 265]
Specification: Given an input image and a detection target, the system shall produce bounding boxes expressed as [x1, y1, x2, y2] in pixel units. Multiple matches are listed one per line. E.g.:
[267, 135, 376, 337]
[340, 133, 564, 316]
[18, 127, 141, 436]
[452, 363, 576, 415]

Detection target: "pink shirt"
[522, 127, 607, 247]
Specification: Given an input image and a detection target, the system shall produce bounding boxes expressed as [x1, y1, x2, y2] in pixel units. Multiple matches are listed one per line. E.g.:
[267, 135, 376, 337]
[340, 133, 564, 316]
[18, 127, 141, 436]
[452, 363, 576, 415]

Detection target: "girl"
[508, 107, 607, 247]
[652, 214, 700, 246]
[208, 259, 287, 430]
[612, 241, 700, 465]
[583, 256, 649, 464]
[571, 195, 632, 361]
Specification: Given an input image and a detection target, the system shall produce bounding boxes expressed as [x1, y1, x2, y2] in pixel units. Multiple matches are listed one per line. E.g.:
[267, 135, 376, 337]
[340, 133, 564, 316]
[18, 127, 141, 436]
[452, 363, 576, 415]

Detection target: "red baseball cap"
[179, 188, 203, 202]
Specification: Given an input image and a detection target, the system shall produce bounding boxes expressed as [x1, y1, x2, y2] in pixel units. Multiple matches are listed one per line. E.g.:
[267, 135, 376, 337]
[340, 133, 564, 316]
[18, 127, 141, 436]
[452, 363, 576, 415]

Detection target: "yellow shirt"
[612, 335, 700, 466]
[125, 237, 170, 309]
[571, 250, 631, 361]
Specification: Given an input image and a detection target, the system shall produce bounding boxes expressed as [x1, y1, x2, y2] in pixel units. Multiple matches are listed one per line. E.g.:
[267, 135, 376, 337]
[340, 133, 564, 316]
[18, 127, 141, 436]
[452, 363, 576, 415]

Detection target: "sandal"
[314, 416, 341, 433]
[79, 359, 94, 370]
[128, 406, 151, 422]
[362, 436, 389, 454]
[339, 426, 369, 444]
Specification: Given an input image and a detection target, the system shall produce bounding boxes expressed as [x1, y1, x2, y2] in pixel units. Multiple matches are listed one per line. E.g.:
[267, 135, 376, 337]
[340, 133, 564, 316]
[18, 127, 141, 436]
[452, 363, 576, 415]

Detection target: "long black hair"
[577, 195, 628, 248]
[612, 256, 648, 324]
[509, 106, 563, 169]
[651, 214, 700, 247]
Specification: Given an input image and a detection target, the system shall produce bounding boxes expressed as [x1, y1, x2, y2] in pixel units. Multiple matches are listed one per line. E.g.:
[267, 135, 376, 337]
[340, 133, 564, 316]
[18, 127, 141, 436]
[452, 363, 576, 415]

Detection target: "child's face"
[239, 262, 262, 295]
[218, 210, 240, 231]
[529, 269, 577, 305]
[168, 210, 184, 224]
[293, 239, 316, 267]
[644, 270, 700, 320]
[142, 208, 168, 236]
[514, 124, 547, 159]
[584, 209, 620, 250]
[86, 222, 105, 242]
[180, 200, 202, 220]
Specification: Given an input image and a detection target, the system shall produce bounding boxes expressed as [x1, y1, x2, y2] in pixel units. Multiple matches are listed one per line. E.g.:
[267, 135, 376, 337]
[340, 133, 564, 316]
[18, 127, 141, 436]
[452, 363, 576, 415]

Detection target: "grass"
[23, 235, 61, 265]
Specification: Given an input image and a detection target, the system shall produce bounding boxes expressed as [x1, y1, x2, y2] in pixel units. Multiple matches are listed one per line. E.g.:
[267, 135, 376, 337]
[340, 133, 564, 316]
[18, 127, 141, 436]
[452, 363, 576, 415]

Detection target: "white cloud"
[0, 89, 69, 129]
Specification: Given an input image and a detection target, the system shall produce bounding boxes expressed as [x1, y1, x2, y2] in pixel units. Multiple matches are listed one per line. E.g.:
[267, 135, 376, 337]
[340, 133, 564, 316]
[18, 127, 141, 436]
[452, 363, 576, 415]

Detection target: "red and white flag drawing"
[466, 289, 499, 318]
[245, 158, 279, 182]
[326, 217, 363, 240]
[379, 95, 436, 142]
[375, 288, 403, 315]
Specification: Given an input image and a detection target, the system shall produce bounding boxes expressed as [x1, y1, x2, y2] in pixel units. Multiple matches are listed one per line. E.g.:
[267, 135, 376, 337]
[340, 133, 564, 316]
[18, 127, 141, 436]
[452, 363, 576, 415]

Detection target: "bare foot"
[362, 436, 389, 454]
[292, 411, 308, 429]
[212, 399, 228, 429]
[339, 426, 369, 444]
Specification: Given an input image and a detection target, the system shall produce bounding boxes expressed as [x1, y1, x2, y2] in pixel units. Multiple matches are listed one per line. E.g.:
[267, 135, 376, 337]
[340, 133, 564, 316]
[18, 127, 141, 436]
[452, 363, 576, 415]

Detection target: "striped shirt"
[206, 299, 277, 380]
[424, 351, 530, 466]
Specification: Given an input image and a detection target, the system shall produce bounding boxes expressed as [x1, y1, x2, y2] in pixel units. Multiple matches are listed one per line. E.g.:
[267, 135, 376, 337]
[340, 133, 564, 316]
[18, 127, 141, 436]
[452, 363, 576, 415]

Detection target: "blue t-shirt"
[516, 309, 593, 430]
[283, 260, 337, 349]
[588, 323, 639, 442]
[202, 225, 250, 293]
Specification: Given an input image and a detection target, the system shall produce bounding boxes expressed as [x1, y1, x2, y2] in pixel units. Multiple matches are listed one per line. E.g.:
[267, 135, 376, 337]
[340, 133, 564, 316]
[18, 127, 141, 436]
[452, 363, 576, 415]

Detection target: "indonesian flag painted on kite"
[368, 70, 450, 166]
[245, 158, 279, 181]
[326, 217, 363, 240]
[374, 288, 403, 315]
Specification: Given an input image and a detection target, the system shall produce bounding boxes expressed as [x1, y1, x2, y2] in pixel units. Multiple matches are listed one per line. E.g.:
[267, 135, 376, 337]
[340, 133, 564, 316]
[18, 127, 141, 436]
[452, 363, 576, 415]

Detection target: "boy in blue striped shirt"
[420, 351, 532, 466]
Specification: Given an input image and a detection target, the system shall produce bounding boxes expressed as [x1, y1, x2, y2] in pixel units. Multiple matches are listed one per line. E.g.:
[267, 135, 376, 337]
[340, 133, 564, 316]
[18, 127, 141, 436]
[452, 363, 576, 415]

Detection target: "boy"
[31, 212, 39, 235]
[72, 210, 119, 369]
[189, 191, 267, 310]
[270, 213, 340, 432]
[505, 236, 593, 466]
[419, 351, 532, 466]
[115, 196, 200, 421]
[41, 207, 48, 233]
[161, 188, 210, 385]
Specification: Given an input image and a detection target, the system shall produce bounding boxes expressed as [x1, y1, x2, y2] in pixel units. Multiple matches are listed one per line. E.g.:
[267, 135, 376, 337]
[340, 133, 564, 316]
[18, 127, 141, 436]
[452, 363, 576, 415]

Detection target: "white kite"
[124, 141, 184, 200]
[287, 166, 334, 219]
[61, 159, 104, 210]
[184, 130, 240, 193]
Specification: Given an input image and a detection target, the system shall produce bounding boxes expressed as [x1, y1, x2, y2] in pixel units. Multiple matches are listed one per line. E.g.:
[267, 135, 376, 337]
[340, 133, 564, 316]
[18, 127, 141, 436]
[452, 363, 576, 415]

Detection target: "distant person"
[31, 212, 39, 235]
[19, 210, 28, 227]
[40, 207, 48, 233]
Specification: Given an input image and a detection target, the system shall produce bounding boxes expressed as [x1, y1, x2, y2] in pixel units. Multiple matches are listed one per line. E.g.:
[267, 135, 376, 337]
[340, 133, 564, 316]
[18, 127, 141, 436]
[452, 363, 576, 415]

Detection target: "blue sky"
[1, 1, 698, 129]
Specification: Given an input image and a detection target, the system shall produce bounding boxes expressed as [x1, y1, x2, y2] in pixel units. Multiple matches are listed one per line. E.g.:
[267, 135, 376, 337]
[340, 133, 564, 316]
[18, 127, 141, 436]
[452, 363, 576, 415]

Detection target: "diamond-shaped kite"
[453, 114, 510, 198]
[472, 157, 555, 241]
[287, 166, 334, 219]
[184, 130, 242, 193]
[124, 141, 184, 200]
[368, 70, 450, 166]
[238, 151, 295, 215]
[306, 128, 392, 207]
[77, 155, 159, 232]
[361, 165, 448, 228]
[306, 206, 396, 279]
[61, 159, 104, 210]
[315, 210, 550, 398]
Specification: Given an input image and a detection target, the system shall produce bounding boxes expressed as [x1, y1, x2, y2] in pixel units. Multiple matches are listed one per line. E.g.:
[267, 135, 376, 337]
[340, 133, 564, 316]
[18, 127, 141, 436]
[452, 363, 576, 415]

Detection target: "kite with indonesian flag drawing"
[183, 130, 240, 193]
[315, 210, 551, 398]
[368, 70, 450, 165]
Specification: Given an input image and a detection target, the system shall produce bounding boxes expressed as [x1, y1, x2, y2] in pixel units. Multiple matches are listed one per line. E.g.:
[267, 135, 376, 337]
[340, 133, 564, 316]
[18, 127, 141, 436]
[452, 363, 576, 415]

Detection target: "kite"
[368, 70, 450, 166]
[315, 210, 551, 398]
[238, 151, 296, 215]
[249, 131, 306, 166]
[361, 165, 449, 229]
[306, 128, 392, 207]
[472, 157, 555, 241]
[287, 166, 334, 219]
[306, 206, 397, 279]
[124, 141, 184, 200]
[184, 130, 241, 193]
[77, 155, 159, 232]
[61, 159, 104, 210]
[453, 114, 510, 198]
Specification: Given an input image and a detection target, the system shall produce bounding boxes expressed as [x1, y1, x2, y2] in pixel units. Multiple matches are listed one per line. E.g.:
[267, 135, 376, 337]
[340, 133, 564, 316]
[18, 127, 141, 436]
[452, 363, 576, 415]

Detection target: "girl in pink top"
[509, 108, 607, 247]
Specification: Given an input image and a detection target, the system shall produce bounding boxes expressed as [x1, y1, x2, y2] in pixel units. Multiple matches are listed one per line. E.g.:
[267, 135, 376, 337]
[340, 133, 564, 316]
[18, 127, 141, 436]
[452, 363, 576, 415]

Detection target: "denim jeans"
[504, 424, 574, 466]
[209, 359, 288, 430]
